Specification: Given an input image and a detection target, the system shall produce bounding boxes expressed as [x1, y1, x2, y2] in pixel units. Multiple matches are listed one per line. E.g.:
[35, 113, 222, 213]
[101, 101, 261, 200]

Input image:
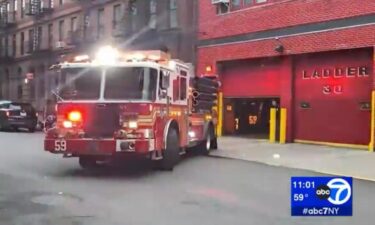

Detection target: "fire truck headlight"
[63, 120, 73, 129]
[95, 46, 119, 65]
[128, 121, 138, 129]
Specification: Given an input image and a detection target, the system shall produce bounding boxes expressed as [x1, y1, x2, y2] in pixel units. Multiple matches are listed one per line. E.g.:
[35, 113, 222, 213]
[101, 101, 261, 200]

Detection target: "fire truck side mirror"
[159, 89, 168, 99]
[161, 71, 170, 90]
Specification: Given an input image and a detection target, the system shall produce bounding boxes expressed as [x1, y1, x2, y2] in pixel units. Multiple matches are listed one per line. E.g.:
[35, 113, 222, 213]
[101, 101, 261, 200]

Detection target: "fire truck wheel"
[79, 156, 98, 169]
[158, 128, 180, 171]
[198, 125, 215, 155]
[211, 137, 218, 150]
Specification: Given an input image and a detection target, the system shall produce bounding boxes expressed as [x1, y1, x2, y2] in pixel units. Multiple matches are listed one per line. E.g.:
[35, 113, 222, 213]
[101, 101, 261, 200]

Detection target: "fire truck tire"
[198, 125, 215, 155]
[211, 137, 218, 150]
[79, 156, 98, 169]
[158, 128, 180, 171]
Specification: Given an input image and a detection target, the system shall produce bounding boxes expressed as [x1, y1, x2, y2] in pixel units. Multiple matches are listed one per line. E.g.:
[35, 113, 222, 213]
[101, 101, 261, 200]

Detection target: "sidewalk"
[211, 136, 375, 181]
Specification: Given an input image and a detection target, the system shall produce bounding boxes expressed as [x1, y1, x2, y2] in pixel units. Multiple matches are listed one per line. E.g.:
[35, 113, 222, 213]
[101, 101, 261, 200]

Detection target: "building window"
[5, 69, 10, 98]
[242, 0, 268, 7]
[12, 34, 16, 57]
[17, 67, 22, 99]
[37, 26, 42, 50]
[59, 0, 63, 6]
[17, 84, 23, 99]
[20, 32, 24, 55]
[231, 0, 241, 8]
[29, 67, 36, 100]
[21, 0, 24, 18]
[83, 13, 90, 39]
[130, 2, 137, 32]
[70, 16, 77, 32]
[169, 0, 177, 28]
[113, 4, 121, 30]
[217, 0, 268, 13]
[28, 29, 33, 52]
[58, 20, 64, 41]
[48, 24, 53, 48]
[38, 65, 45, 99]
[149, 0, 157, 29]
[6, 2, 15, 22]
[216, 3, 229, 14]
[13, 0, 17, 13]
[5, 36, 9, 56]
[97, 8, 104, 39]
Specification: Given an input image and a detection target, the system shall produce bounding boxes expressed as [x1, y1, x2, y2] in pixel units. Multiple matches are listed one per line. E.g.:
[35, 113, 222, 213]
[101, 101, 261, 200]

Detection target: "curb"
[208, 154, 375, 183]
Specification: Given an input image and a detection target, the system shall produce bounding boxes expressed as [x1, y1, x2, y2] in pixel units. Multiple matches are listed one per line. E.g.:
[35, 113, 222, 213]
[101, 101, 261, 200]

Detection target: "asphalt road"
[0, 131, 374, 225]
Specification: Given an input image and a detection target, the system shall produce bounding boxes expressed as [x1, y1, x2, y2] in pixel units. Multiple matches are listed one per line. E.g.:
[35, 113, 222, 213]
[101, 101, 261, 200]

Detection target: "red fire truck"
[44, 46, 218, 170]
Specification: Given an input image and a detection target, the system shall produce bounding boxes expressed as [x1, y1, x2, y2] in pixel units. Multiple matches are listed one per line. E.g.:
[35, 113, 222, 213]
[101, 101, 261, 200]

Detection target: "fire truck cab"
[44, 46, 218, 170]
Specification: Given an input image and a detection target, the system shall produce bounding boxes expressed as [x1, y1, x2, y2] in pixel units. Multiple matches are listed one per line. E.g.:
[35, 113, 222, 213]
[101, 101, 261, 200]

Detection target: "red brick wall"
[197, 25, 375, 75]
[199, 0, 375, 40]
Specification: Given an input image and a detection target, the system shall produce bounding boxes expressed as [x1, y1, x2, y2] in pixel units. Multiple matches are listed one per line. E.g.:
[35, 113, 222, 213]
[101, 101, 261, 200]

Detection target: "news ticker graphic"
[291, 177, 353, 216]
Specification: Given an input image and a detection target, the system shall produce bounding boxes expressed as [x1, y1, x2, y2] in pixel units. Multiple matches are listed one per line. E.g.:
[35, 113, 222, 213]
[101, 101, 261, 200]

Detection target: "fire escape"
[65, 1, 103, 50]
[24, 0, 53, 54]
[0, 1, 16, 62]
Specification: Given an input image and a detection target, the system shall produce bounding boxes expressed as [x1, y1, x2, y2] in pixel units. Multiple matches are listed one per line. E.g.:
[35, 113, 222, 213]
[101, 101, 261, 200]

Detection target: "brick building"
[0, 0, 196, 115]
[197, 0, 375, 147]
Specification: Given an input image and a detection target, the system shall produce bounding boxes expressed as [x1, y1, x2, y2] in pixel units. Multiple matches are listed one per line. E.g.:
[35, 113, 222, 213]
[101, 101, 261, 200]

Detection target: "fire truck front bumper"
[44, 138, 155, 156]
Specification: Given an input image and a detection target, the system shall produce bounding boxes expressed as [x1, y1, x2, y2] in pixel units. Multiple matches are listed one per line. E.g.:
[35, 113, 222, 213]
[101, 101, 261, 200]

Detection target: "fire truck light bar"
[94, 46, 120, 65]
[61, 46, 174, 66]
[74, 55, 90, 62]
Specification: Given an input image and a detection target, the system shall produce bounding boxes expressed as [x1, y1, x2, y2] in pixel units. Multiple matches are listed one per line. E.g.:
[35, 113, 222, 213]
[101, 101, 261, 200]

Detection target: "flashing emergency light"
[67, 111, 82, 122]
[63, 120, 73, 129]
[74, 55, 90, 62]
[95, 46, 120, 65]
[205, 65, 213, 73]
[123, 50, 170, 62]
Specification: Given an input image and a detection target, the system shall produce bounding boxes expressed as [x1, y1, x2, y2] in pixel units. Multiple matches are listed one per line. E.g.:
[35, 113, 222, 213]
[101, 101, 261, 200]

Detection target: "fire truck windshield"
[58, 67, 157, 101]
[59, 68, 102, 100]
[104, 67, 157, 101]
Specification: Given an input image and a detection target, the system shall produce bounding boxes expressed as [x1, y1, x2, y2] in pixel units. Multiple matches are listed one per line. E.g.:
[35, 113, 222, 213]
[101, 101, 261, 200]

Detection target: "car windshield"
[104, 67, 157, 101]
[0, 102, 34, 112]
[59, 68, 102, 100]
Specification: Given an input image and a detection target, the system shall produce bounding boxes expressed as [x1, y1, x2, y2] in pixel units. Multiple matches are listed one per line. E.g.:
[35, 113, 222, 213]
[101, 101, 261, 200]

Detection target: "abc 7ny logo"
[315, 178, 352, 205]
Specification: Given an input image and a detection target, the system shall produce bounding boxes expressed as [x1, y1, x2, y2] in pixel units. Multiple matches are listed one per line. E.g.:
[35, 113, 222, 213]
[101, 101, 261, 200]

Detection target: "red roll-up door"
[294, 49, 372, 145]
[221, 59, 282, 98]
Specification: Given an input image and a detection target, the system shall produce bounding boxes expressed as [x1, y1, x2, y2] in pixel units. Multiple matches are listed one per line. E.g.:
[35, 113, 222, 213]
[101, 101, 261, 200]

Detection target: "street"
[0, 132, 374, 225]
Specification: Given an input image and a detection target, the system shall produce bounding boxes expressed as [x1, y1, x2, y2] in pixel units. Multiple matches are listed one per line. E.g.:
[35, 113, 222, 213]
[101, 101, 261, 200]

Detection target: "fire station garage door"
[220, 59, 282, 136]
[221, 59, 282, 98]
[294, 49, 372, 145]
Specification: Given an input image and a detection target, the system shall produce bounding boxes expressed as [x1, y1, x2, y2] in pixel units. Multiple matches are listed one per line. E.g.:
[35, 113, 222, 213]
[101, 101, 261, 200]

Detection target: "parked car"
[0, 100, 38, 132]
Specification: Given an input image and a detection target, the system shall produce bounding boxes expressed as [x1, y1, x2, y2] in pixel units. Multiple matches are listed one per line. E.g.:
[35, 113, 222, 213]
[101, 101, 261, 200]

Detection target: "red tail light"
[67, 111, 82, 122]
